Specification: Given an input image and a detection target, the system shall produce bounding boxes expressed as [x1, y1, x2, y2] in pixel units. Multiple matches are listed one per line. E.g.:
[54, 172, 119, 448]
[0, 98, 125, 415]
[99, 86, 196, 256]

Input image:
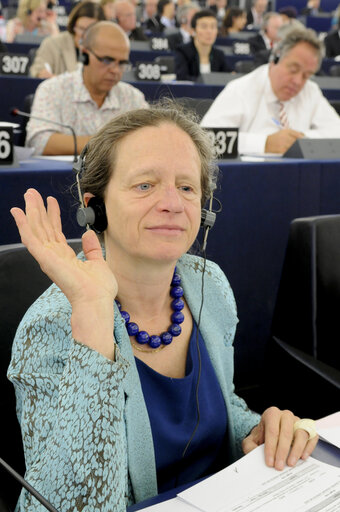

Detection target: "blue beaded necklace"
[115, 268, 185, 351]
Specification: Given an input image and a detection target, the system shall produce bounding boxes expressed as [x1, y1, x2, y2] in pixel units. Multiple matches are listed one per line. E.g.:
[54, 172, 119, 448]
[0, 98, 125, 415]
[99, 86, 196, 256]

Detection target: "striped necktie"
[279, 101, 289, 129]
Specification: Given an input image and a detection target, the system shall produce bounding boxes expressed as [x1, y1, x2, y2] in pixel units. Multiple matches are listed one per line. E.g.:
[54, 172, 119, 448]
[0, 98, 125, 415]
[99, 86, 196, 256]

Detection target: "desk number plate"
[0, 127, 14, 165]
[0, 53, 30, 75]
[205, 128, 238, 159]
[135, 62, 161, 81]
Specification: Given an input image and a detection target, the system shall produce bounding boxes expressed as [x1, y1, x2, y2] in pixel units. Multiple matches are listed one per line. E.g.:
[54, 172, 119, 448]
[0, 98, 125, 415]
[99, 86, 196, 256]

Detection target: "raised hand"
[11, 189, 117, 360]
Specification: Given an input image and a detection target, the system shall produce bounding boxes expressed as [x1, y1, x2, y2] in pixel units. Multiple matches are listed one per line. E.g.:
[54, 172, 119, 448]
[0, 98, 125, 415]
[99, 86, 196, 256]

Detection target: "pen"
[271, 117, 283, 129]
[44, 62, 52, 74]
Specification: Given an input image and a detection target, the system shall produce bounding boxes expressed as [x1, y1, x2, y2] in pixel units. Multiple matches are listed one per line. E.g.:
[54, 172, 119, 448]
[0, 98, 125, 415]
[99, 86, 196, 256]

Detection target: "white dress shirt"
[201, 64, 340, 154]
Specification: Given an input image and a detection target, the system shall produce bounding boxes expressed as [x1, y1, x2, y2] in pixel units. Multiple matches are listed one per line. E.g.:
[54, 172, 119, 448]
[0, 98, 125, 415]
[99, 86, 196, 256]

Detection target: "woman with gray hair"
[9, 102, 318, 511]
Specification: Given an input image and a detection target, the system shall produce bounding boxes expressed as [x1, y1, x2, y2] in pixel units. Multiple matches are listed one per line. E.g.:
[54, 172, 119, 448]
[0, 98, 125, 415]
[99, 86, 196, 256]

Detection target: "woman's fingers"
[47, 195, 66, 243]
[82, 229, 104, 262]
[265, 409, 296, 470]
[287, 428, 319, 467]
[25, 189, 56, 244]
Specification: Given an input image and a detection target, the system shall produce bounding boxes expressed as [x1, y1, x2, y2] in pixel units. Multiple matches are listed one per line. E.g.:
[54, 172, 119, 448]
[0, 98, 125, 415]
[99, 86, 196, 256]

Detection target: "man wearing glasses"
[26, 21, 148, 155]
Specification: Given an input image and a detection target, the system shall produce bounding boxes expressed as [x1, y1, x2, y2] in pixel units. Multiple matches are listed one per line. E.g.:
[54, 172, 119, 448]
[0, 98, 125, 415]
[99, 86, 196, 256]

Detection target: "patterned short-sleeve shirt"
[26, 65, 149, 155]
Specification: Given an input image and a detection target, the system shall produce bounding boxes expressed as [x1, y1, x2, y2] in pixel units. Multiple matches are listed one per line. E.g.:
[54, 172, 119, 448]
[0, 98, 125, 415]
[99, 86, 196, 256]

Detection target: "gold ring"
[293, 419, 317, 440]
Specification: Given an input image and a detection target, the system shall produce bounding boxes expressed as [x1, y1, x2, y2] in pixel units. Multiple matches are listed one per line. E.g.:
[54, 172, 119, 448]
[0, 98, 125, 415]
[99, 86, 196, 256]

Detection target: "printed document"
[177, 445, 340, 512]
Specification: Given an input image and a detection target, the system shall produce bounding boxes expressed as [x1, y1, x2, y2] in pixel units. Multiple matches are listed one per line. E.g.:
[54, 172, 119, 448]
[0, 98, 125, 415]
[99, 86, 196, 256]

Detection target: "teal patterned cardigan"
[8, 254, 260, 511]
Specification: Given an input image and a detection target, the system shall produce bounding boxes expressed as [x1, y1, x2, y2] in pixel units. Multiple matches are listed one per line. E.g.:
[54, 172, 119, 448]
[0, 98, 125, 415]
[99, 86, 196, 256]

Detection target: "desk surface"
[2, 156, 340, 402]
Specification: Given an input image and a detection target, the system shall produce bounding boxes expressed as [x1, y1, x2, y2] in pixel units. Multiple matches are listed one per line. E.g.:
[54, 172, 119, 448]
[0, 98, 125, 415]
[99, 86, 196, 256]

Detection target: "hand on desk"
[242, 407, 318, 471]
[265, 129, 304, 154]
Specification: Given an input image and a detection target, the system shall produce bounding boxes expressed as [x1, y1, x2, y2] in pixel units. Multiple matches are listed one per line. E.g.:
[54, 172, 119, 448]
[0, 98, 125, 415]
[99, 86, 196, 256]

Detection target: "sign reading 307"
[204, 128, 238, 159]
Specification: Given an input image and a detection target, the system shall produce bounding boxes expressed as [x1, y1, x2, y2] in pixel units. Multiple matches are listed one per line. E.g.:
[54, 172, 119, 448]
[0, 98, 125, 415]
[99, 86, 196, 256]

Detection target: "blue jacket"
[8, 254, 260, 511]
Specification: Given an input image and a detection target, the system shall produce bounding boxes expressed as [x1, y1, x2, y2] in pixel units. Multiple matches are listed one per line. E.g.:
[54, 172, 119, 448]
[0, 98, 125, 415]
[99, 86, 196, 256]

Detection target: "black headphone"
[73, 145, 217, 240]
[80, 50, 89, 66]
[271, 52, 280, 65]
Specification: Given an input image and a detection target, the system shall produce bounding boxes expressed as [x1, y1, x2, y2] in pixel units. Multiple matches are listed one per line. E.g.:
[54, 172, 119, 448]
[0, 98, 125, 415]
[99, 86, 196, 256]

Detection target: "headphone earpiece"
[273, 53, 280, 65]
[77, 197, 108, 234]
[80, 51, 89, 66]
[200, 208, 216, 229]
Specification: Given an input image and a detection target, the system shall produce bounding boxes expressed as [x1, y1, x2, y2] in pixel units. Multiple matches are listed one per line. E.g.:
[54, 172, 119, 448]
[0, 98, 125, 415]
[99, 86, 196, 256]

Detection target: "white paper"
[178, 445, 340, 512]
[317, 411, 340, 450]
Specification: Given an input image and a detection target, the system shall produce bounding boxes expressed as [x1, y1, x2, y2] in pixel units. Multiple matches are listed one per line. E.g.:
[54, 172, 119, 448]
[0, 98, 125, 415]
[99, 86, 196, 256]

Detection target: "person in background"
[201, 27, 340, 154]
[175, 9, 230, 80]
[10, 101, 319, 511]
[29, 1, 106, 78]
[208, 0, 227, 27]
[101, 0, 117, 21]
[301, 0, 324, 16]
[167, 2, 199, 50]
[114, 0, 148, 40]
[26, 21, 148, 156]
[139, 0, 158, 27]
[324, 17, 340, 58]
[6, 0, 59, 43]
[278, 5, 298, 24]
[249, 12, 284, 54]
[219, 7, 247, 37]
[145, 0, 176, 34]
[246, 0, 268, 29]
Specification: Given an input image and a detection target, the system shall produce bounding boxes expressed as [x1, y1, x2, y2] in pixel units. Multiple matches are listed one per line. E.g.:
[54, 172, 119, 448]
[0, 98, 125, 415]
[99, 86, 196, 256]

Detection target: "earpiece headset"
[80, 50, 89, 66]
[73, 145, 218, 244]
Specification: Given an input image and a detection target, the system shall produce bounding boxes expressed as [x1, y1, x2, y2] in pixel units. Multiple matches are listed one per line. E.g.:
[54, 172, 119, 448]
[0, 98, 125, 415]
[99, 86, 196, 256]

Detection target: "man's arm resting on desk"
[43, 134, 92, 156]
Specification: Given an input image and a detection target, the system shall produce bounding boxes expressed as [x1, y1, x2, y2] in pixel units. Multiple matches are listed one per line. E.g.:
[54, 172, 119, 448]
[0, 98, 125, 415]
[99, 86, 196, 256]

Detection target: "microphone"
[11, 108, 78, 163]
[0, 457, 59, 512]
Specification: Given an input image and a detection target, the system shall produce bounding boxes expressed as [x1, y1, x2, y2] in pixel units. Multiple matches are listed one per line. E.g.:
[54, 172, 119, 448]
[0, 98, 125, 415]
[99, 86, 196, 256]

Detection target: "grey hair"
[176, 2, 199, 25]
[79, 100, 219, 207]
[261, 11, 281, 31]
[272, 26, 323, 68]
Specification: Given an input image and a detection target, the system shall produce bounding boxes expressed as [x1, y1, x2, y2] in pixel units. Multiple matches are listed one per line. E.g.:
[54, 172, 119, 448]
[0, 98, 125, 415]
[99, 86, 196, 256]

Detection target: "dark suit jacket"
[129, 26, 148, 41]
[167, 31, 184, 51]
[143, 15, 165, 34]
[324, 30, 340, 58]
[175, 40, 230, 81]
[248, 33, 267, 54]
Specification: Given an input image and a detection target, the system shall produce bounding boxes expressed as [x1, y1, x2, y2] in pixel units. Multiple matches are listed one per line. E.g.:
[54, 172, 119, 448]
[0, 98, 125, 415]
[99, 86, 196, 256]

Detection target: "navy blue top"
[135, 323, 228, 493]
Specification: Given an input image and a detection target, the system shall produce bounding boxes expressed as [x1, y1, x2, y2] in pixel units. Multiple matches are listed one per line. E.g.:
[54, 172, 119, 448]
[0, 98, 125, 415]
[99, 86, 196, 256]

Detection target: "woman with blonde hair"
[6, 0, 59, 43]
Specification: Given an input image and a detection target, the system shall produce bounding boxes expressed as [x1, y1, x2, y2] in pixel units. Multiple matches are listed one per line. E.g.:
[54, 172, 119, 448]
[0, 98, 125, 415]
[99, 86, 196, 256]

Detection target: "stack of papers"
[139, 412, 340, 512]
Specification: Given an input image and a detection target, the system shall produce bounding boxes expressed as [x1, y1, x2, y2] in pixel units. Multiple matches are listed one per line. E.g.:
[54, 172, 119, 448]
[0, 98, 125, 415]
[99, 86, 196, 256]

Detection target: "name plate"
[0, 53, 30, 75]
[232, 41, 250, 55]
[135, 61, 161, 81]
[0, 126, 14, 165]
[150, 37, 169, 51]
[205, 128, 238, 159]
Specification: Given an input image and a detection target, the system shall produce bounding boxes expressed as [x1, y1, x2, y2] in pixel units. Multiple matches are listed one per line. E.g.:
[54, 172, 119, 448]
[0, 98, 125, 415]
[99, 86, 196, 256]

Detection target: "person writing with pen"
[201, 26, 340, 155]
[9, 102, 318, 511]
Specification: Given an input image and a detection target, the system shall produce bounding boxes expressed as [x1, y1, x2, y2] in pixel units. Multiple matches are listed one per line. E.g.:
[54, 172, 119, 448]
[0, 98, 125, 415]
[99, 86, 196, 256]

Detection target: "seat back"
[174, 97, 214, 121]
[0, 241, 81, 511]
[271, 214, 340, 367]
[263, 215, 340, 417]
[329, 64, 340, 77]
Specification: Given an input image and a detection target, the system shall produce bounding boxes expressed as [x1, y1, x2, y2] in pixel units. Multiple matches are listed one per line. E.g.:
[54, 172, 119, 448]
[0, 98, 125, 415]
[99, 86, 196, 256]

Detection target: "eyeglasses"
[87, 49, 132, 72]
